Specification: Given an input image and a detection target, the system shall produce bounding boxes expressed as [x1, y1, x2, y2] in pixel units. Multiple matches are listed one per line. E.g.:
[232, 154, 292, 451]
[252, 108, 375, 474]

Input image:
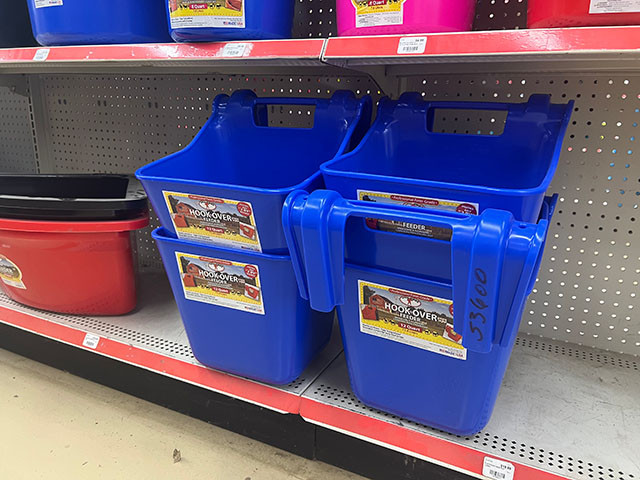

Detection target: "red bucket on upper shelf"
[528, 0, 640, 28]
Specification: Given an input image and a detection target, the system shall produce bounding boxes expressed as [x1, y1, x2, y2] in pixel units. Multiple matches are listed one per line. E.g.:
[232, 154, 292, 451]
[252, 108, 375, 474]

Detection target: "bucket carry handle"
[282, 189, 528, 354]
[377, 93, 571, 139]
[214, 90, 372, 156]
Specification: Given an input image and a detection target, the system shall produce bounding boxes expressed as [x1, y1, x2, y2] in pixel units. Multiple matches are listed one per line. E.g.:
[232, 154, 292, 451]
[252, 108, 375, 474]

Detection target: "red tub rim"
[0, 214, 149, 233]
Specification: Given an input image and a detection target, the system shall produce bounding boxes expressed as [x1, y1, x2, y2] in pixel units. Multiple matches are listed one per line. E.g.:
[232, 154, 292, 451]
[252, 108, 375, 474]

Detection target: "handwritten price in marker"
[468, 268, 488, 343]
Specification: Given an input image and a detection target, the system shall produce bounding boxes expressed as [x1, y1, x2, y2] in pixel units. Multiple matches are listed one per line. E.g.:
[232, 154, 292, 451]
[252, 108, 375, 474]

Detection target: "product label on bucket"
[358, 281, 466, 360]
[358, 190, 478, 241]
[163, 191, 262, 252]
[168, 0, 245, 29]
[589, 0, 640, 13]
[0, 255, 25, 289]
[176, 252, 265, 315]
[34, 0, 63, 8]
[352, 0, 406, 28]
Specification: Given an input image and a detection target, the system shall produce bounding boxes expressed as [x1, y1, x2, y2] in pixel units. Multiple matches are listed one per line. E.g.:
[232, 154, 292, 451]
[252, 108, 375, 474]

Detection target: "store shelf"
[0, 272, 637, 479]
[0, 273, 342, 414]
[300, 341, 640, 480]
[322, 27, 640, 72]
[0, 39, 327, 72]
[2, 27, 640, 75]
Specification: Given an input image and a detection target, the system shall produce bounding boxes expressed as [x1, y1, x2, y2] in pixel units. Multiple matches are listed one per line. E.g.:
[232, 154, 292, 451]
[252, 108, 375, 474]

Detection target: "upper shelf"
[0, 38, 327, 72]
[1, 27, 640, 73]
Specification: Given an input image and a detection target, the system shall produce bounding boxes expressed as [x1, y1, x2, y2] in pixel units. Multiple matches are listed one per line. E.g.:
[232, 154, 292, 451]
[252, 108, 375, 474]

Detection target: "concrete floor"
[0, 348, 364, 480]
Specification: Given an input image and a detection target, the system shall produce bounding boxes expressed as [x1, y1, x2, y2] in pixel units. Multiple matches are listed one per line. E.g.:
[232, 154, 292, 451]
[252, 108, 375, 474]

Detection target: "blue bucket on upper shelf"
[26, 0, 171, 46]
[321, 93, 572, 223]
[282, 190, 557, 435]
[153, 227, 334, 384]
[137, 90, 371, 255]
[167, 0, 295, 42]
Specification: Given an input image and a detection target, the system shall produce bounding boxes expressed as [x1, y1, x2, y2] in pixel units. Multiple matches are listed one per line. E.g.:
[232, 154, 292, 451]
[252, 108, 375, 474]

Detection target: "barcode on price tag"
[33, 49, 50, 62]
[397, 37, 427, 55]
[221, 43, 250, 58]
[82, 333, 100, 350]
[483, 457, 515, 480]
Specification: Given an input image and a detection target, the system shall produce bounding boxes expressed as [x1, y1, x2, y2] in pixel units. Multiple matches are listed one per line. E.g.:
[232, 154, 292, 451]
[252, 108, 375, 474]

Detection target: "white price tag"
[221, 43, 250, 58]
[397, 37, 427, 55]
[483, 457, 515, 480]
[589, 0, 640, 13]
[34, 0, 63, 8]
[33, 49, 50, 62]
[82, 333, 101, 350]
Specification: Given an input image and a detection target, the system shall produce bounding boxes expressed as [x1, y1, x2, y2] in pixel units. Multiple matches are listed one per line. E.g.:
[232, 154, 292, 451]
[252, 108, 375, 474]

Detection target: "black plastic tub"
[0, 175, 148, 221]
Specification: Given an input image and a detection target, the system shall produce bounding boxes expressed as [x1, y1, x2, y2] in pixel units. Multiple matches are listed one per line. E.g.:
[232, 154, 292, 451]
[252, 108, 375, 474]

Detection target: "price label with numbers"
[82, 333, 100, 350]
[33, 49, 50, 62]
[483, 457, 515, 480]
[221, 43, 251, 58]
[397, 37, 427, 55]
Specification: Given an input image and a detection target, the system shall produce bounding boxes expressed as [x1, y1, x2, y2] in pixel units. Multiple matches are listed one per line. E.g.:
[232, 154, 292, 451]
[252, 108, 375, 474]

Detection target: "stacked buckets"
[139, 91, 573, 434]
[137, 90, 371, 385]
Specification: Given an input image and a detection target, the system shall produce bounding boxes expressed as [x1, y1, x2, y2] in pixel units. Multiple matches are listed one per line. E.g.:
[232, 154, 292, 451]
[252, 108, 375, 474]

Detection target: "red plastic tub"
[528, 0, 640, 28]
[0, 215, 148, 315]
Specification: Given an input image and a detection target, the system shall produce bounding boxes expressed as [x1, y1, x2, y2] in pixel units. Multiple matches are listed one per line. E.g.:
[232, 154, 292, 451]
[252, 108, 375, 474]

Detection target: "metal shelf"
[0, 274, 636, 480]
[0, 273, 342, 414]
[0, 39, 328, 73]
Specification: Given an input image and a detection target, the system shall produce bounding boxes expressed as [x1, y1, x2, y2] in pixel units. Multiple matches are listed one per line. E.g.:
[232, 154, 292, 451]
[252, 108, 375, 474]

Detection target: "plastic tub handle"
[283, 189, 517, 353]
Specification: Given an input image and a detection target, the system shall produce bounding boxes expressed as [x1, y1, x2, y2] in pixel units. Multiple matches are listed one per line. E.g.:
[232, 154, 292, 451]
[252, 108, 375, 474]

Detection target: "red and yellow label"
[358, 280, 466, 360]
[177, 252, 264, 315]
[164, 191, 261, 252]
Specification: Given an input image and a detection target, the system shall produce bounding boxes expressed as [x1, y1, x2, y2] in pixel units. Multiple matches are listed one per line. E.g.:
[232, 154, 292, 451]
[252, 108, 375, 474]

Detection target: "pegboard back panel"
[404, 73, 639, 355]
[0, 83, 36, 173]
[37, 73, 381, 271]
[292, 0, 530, 37]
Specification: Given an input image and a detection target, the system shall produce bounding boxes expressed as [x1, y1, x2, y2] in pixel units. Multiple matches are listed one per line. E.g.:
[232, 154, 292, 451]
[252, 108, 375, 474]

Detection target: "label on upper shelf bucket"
[358, 190, 478, 241]
[168, 0, 245, 29]
[176, 252, 265, 315]
[482, 457, 515, 480]
[352, 0, 407, 28]
[34, 0, 63, 8]
[589, 0, 640, 13]
[163, 191, 262, 252]
[0, 255, 25, 289]
[358, 281, 466, 360]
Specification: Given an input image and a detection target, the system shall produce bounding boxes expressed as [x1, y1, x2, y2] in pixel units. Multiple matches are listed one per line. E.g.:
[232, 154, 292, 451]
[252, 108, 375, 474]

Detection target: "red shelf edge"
[299, 398, 569, 480]
[323, 26, 640, 59]
[0, 39, 326, 63]
[0, 304, 300, 414]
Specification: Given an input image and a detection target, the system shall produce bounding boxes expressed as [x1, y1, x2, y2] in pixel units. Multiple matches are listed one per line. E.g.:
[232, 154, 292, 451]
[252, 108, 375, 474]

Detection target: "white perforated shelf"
[0, 273, 343, 402]
[302, 340, 639, 480]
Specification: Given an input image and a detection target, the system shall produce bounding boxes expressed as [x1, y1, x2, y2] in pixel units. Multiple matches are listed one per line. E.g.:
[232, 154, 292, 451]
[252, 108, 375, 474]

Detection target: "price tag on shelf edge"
[397, 37, 427, 55]
[82, 333, 101, 350]
[33, 48, 50, 62]
[482, 457, 515, 480]
[221, 43, 251, 58]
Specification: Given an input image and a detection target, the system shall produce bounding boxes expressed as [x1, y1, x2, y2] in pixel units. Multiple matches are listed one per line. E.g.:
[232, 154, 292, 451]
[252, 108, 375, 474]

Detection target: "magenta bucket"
[336, 0, 476, 36]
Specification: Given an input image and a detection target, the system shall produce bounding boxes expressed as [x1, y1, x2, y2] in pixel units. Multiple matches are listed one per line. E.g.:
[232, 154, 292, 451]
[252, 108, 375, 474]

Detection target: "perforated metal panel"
[473, 0, 528, 30]
[0, 81, 37, 173]
[403, 72, 640, 355]
[35, 73, 381, 270]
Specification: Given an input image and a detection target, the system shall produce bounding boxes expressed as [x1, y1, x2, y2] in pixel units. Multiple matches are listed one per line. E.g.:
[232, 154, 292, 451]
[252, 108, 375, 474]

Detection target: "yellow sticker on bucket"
[358, 280, 466, 360]
[163, 191, 262, 252]
[0, 255, 26, 289]
[176, 252, 265, 315]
